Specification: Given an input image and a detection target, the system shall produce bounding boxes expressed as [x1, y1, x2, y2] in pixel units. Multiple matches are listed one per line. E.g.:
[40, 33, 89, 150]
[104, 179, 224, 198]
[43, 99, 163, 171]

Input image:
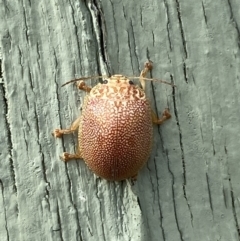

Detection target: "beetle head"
[102, 75, 135, 87]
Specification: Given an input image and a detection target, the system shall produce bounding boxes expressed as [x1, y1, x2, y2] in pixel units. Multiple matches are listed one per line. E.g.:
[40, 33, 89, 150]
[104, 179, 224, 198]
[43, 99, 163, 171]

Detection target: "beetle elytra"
[53, 61, 173, 181]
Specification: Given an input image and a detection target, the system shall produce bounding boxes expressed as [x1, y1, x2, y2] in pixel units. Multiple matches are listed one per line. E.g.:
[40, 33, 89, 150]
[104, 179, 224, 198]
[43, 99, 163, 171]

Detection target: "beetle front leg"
[152, 108, 171, 125]
[77, 81, 92, 92]
[140, 61, 153, 91]
[140, 61, 171, 125]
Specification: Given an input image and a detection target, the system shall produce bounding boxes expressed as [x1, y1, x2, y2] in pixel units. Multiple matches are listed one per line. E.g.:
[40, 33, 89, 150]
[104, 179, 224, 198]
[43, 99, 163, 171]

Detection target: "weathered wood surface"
[1, 0, 240, 240]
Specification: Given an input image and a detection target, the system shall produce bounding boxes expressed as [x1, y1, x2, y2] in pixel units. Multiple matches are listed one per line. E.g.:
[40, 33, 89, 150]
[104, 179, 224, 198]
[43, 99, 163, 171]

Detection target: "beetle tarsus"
[52, 129, 63, 138]
[144, 61, 153, 71]
[163, 108, 171, 119]
[77, 81, 92, 93]
[61, 152, 71, 161]
[152, 108, 171, 125]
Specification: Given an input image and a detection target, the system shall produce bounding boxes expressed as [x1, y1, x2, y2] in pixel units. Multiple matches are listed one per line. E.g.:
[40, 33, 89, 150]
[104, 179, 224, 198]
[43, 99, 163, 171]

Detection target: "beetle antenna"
[61, 75, 176, 87]
[61, 76, 108, 87]
[128, 77, 176, 87]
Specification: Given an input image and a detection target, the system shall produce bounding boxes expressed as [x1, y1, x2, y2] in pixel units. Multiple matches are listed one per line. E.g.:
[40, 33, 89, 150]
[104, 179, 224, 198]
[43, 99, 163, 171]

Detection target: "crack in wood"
[92, 0, 107, 64]
[206, 173, 214, 214]
[163, 0, 172, 51]
[87, 0, 110, 76]
[153, 158, 166, 241]
[95, 178, 106, 241]
[0, 56, 2, 79]
[229, 179, 240, 239]
[171, 74, 193, 226]
[166, 150, 183, 241]
[0, 83, 18, 195]
[22, 5, 30, 44]
[64, 164, 84, 240]
[68, 2, 82, 66]
[227, 0, 240, 49]
[55, 201, 64, 241]
[0, 179, 10, 241]
[175, 0, 188, 83]
[202, 2, 208, 25]
[175, 0, 187, 59]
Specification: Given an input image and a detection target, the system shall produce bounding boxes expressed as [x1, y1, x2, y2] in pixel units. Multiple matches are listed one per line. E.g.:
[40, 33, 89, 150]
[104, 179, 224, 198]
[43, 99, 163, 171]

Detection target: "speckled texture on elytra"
[79, 75, 152, 180]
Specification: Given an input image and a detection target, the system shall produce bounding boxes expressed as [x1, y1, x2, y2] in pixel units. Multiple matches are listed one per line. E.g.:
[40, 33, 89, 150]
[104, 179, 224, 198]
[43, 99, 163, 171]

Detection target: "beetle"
[52, 61, 173, 181]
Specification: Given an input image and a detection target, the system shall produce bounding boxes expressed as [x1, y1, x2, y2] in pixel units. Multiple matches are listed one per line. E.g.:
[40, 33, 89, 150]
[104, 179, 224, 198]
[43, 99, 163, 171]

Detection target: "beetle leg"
[140, 61, 153, 91]
[77, 81, 92, 92]
[52, 116, 81, 138]
[60, 152, 82, 162]
[152, 108, 171, 125]
[53, 116, 83, 161]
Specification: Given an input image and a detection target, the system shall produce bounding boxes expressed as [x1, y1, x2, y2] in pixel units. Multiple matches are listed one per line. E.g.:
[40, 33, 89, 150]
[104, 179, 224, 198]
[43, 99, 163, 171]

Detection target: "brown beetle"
[53, 61, 173, 181]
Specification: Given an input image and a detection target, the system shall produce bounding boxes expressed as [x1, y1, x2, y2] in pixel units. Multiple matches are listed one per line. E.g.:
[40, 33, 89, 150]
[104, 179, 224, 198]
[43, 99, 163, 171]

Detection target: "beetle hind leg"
[53, 116, 84, 161]
[152, 108, 171, 125]
[60, 147, 83, 162]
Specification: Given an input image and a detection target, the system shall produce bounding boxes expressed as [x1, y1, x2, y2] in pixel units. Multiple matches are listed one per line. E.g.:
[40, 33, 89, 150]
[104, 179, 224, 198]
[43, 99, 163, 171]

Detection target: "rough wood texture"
[1, 0, 240, 240]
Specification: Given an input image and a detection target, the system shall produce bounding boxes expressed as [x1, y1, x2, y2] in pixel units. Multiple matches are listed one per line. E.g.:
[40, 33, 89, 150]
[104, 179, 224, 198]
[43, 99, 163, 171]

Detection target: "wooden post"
[0, 0, 240, 240]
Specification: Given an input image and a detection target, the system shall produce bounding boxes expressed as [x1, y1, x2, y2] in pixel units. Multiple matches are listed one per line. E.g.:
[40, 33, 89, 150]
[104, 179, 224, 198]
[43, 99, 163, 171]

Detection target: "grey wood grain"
[1, 0, 240, 241]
